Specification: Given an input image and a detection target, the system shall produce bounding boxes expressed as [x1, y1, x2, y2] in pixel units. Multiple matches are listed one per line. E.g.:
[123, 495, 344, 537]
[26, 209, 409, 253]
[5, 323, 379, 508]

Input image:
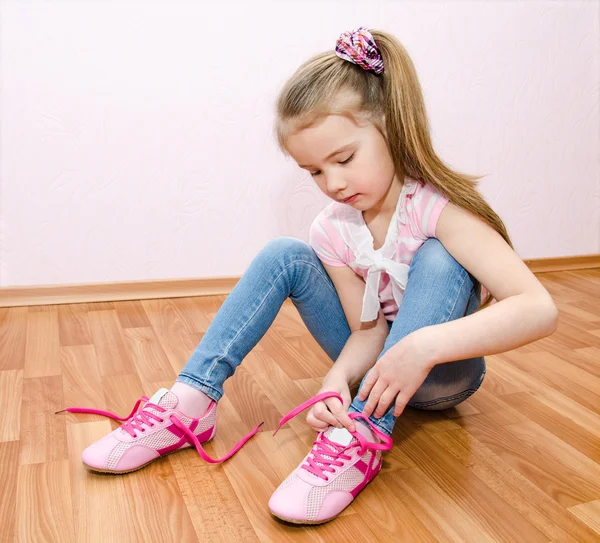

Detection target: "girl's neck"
[362, 173, 404, 223]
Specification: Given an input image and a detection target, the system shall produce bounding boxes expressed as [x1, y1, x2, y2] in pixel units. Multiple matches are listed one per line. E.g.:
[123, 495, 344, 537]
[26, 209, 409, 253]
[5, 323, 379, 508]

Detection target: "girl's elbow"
[537, 293, 559, 337]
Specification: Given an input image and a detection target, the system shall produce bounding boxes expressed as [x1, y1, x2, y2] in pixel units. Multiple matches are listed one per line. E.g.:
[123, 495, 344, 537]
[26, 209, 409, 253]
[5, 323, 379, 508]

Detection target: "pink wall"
[1, 1, 598, 287]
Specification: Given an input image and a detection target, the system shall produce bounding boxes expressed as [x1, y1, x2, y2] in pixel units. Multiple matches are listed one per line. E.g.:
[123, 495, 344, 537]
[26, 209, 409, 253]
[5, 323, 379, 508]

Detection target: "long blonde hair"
[274, 29, 512, 309]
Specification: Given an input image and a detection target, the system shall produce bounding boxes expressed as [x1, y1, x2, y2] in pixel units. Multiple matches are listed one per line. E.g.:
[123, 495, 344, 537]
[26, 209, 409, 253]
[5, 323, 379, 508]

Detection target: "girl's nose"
[325, 174, 348, 195]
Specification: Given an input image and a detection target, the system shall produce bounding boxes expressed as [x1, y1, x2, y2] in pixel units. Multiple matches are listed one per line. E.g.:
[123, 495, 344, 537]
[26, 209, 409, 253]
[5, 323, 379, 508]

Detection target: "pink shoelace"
[272, 391, 393, 480]
[56, 391, 392, 469]
[56, 396, 264, 464]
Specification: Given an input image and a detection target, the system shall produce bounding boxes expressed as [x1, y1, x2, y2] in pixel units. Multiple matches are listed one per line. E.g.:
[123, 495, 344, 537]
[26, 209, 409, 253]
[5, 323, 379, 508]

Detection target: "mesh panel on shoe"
[363, 451, 372, 465]
[305, 466, 364, 521]
[107, 427, 181, 470]
[372, 451, 381, 470]
[178, 413, 215, 436]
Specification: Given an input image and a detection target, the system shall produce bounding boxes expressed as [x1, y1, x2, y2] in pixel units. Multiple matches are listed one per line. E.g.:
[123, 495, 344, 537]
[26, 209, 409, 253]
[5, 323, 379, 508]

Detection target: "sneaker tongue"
[326, 427, 355, 446]
[147, 388, 179, 410]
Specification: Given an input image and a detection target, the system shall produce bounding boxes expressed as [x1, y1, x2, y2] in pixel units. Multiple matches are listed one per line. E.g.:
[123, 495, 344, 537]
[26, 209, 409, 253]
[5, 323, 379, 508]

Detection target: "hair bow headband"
[335, 26, 384, 75]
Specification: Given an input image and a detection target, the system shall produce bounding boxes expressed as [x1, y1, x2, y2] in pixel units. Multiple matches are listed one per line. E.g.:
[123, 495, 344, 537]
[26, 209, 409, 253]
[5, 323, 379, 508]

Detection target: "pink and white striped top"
[308, 177, 449, 322]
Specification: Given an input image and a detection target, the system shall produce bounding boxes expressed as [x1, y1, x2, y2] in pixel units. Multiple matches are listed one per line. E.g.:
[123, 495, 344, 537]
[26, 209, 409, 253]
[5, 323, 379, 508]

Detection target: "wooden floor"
[1, 269, 600, 542]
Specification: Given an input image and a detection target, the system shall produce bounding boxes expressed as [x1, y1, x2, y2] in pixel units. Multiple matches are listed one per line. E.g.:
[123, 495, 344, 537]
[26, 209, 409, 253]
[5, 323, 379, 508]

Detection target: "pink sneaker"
[56, 388, 263, 474]
[268, 392, 393, 524]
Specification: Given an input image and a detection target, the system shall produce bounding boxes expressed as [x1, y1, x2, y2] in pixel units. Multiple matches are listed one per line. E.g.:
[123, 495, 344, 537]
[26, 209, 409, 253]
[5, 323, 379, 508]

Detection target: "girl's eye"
[309, 154, 355, 177]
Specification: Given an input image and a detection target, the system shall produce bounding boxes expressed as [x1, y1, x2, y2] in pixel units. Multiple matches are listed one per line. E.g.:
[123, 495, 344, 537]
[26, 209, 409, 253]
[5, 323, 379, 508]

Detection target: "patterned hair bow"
[335, 26, 384, 75]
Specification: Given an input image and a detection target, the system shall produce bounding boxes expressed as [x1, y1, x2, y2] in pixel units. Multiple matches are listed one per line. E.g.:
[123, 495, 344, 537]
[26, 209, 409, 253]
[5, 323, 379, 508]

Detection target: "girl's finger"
[306, 410, 329, 432]
[313, 402, 342, 428]
[393, 391, 411, 418]
[373, 387, 399, 419]
[325, 399, 356, 432]
[362, 380, 387, 418]
[357, 368, 378, 401]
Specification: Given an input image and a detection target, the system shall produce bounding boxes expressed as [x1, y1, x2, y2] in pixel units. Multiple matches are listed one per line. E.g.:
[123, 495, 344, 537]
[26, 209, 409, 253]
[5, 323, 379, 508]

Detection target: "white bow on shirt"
[354, 250, 410, 322]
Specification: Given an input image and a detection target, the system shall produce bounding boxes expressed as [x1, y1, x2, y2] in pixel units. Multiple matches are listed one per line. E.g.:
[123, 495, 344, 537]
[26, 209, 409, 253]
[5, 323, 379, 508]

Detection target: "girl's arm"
[330, 327, 388, 387]
[419, 201, 558, 369]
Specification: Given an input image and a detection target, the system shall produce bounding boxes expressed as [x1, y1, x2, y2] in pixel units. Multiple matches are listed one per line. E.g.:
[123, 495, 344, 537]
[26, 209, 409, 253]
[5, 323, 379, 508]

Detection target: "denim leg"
[177, 237, 351, 401]
[348, 238, 486, 436]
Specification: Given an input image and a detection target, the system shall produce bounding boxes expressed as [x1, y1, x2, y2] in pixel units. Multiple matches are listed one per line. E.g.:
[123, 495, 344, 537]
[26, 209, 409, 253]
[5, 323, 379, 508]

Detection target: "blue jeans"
[177, 237, 486, 436]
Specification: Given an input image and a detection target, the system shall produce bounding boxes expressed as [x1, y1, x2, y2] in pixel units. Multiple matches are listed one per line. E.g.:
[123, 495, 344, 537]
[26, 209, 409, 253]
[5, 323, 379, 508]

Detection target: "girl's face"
[285, 114, 401, 213]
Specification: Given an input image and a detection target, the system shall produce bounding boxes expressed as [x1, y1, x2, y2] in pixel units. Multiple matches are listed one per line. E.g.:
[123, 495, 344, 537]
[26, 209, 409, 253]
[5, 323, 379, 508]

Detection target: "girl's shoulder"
[403, 177, 450, 239]
[311, 199, 354, 231]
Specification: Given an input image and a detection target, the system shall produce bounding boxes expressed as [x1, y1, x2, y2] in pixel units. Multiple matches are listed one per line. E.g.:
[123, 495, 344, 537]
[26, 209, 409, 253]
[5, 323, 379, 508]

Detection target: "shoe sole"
[270, 510, 344, 525]
[82, 436, 214, 475]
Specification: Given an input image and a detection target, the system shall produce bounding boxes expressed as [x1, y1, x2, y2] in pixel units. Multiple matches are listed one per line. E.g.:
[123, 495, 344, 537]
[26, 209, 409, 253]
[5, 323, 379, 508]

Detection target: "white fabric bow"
[354, 250, 410, 322]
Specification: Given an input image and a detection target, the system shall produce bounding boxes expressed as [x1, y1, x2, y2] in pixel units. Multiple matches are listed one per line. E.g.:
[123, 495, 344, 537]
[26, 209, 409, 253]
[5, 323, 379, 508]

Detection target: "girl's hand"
[357, 330, 434, 419]
[306, 368, 357, 433]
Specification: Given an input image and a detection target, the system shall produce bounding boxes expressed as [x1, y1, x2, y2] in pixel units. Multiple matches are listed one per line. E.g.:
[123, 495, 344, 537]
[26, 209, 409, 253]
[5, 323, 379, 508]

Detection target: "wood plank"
[498, 351, 600, 414]
[533, 343, 600, 379]
[0, 369, 23, 442]
[502, 392, 600, 461]
[169, 297, 214, 333]
[88, 309, 136, 376]
[60, 345, 106, 424]
[382, 467, 496, 542]
[121, 326, 177, 385]
[431, 428, 600, 542]
[350, 467, 439, 542]
[16, 460, 75, 542]
[0, 441, 19, 542]
[452, 413, 600, 508]
[19, 376, 68, 465]
[122, 455, 197, 541]
[478, 355, 529, 395]
[141, 298, 206, 375]
[169, 451, 259, 543]
[24, 308, 61, 378]
[113, 300, 151, 328]
[568, 500, 600, 537]
[506, 420, 600, 490]
[66, 421, 139, 542]
[454, 386, 528, 426]
[57, 303, 93, 346]
[101, 373, 145, 420]
[222, 365, 283, 433]
[316, 512, 385, 542]
[0, 307, 27, 370]
[392, 420, 549, 542]
[487, 357, 600, 439]
[259, 327, 333, 381]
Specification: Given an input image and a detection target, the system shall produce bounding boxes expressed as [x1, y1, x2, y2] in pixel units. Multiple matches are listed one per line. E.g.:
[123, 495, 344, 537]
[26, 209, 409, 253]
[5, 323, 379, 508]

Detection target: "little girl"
[60, 27, 558, 525]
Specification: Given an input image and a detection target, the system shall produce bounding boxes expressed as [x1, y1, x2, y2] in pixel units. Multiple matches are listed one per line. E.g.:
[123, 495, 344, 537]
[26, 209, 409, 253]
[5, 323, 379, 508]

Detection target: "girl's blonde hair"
[274, 29, 512, 309]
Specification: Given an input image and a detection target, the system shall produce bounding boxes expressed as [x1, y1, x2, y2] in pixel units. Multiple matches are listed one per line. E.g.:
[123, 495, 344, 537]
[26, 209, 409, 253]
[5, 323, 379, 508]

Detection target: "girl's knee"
[411, 238, 478, 293]
[408, 359, 486, 410]
[260, 236, 315, 261]
[412, 238, 460, 273]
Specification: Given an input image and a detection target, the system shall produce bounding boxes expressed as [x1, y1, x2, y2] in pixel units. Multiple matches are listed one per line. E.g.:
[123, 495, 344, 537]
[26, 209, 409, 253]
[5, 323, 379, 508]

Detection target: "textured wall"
[1, 0, 598, 287]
